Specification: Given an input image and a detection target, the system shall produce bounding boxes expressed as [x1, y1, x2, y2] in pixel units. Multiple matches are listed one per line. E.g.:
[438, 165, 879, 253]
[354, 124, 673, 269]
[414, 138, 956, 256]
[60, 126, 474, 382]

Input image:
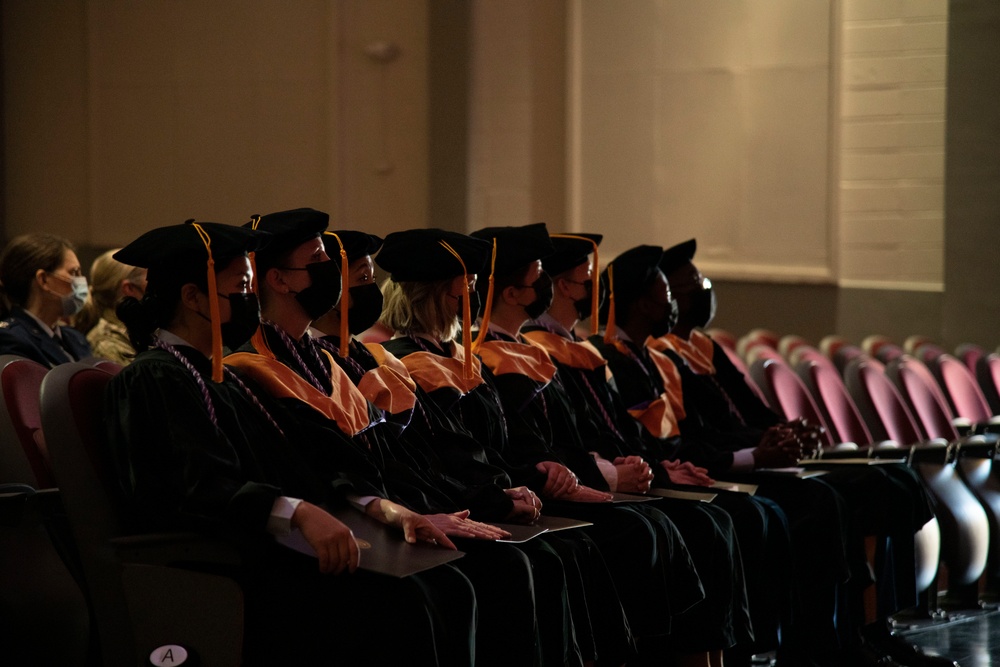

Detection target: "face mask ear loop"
[472, 239, 497, 355]
[550, 234, 600, 336]
[325, 232, 350, 357]
[191, 223, 224, 382]
[438, 240, 474, 380]
[603, 264, 617, 345]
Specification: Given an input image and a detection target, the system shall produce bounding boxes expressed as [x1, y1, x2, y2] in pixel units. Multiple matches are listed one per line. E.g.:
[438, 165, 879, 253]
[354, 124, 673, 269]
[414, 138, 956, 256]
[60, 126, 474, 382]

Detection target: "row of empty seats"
[708, 328, 1000, 613]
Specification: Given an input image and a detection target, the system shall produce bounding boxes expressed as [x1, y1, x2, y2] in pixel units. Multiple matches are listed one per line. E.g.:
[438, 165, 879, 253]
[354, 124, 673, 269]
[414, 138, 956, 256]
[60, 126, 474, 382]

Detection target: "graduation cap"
[544, 233, 603, 277]
[244, 208, 329, 273]
[468, 223, 554, 351]
[114, 220, 266, 382]
[320, 230, 384, 356]
[469, 223, 553, 279]
[659, 238, 697, 277]
[548, 233, 603, 336]
[376, 228, 492, 378]
[328, 230, 383, 264]
[375, 228, 491, 282]
[599, 244, 664, 344]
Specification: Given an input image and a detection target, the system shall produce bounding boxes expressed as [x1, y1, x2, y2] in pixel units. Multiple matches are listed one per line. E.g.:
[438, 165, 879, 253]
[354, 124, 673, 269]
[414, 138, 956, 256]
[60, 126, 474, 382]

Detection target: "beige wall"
[570, 0, 833, 281]
[3, 0, 430, 248]
[837, 0, 948, 289]
[466, 0, 566, 232]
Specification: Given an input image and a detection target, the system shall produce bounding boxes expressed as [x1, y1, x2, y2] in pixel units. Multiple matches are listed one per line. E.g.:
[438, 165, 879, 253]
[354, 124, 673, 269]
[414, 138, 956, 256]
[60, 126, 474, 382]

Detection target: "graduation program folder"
[488, 515, 593, 543]
[275, 508, 465, 578]
[646, 488, 718, 503]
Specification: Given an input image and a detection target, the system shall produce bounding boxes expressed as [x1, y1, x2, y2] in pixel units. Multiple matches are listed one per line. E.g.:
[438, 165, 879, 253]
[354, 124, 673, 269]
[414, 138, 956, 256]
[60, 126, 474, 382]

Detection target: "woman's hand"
[291, 501, 360, 574]
[367, 498, 457, 549]
[425, 511, 512, 540]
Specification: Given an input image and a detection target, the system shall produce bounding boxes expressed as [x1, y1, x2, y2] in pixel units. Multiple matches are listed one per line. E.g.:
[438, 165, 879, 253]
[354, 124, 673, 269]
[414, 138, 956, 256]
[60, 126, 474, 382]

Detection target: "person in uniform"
[106, 220, 476, 666]
[74, 248, 146, 364]
[0, 233, 91, 365]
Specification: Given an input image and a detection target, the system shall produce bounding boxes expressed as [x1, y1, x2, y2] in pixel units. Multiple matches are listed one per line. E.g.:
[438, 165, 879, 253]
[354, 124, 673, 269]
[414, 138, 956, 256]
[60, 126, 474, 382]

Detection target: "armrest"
[111, 532, 242, 570]
[905, 440, 953, 465]
[953, 434, 998, 459]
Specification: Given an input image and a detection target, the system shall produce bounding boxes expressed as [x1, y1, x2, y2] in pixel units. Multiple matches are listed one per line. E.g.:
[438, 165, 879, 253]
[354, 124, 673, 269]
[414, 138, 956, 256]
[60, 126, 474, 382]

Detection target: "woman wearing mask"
[0, 233, 92, 366]
[74, 248, 147, 364]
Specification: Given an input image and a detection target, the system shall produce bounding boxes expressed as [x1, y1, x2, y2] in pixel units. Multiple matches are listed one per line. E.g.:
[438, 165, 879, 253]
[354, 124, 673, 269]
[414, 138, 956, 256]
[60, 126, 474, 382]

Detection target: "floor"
[898, 608, 1000, 667]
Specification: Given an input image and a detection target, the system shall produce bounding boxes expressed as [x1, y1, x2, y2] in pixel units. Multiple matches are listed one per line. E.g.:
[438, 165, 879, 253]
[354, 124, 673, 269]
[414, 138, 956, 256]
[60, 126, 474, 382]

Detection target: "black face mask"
[218, 293, 261, 350]
[347, 283, 384, 335]
[457, 290, 482, 323]
[572, 280, 605, 322]
[286, 260, 342, 320]
[689, 288, 716, 329]
[523, 273, 554, 320]
[649, 298, 679, 338]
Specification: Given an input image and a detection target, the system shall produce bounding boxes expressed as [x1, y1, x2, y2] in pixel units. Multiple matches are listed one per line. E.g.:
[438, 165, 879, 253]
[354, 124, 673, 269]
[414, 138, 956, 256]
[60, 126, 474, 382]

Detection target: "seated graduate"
[0, 233, 92, 365]
[376, 227, 718, 667]
[309, 228, 639, 667]
[74, 248, 147, 365]
[106, 220, 476, 667]
[231, 210, 559, 667]
[591, 242, 946, 667]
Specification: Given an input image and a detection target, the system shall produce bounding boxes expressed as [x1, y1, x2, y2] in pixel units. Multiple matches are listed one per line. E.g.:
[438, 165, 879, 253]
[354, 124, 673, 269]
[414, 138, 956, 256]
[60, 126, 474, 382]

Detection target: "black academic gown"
[317, 334, 602, 667]
[484, 326, 756, 654]
[524, 321, 790, 655]
[234, 325, 550, 667]
[383, 334, 711, 661]
[594, 332, 931, 652]
[0, 306, 91, 367]
[105, 343, 476, 667]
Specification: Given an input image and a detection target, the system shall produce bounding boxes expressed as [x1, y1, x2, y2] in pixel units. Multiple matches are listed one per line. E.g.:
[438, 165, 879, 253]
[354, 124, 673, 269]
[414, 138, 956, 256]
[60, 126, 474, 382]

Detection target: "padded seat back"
[933, 354, 993, 423]
[977, 354, 1000, 415]
[845, 357, 923, 444]
[797, 358, 873, 446]
[0, 355, 53, 486]
[750, 359, 835, 448]
[886, 356, 959, 441]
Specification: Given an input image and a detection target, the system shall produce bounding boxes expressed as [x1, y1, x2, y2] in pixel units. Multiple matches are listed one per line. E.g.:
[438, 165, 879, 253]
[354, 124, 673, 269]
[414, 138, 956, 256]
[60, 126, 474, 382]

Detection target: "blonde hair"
[75, 249, 145, 334]
[380, 278, 461, 343]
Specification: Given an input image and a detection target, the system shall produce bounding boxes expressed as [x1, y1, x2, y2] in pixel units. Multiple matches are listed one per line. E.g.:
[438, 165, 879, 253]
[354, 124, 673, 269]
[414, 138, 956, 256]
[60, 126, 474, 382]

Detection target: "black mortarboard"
[659, 238, 697, 276]
[544, 232, 603, 276]
[469, 223, 554, 278]
[375, 228, 492, 282]
[599, 244, 664, 341]
[325, 230, 383, 263]
[244, 208, 329, 270]
[114, 221, 265, 271]
[114, 220, 267, 382]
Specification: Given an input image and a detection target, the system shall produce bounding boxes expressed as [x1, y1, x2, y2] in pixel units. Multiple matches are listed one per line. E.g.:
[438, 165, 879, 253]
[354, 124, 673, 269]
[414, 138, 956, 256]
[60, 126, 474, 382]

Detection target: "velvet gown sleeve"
[104, 349, 282, 534]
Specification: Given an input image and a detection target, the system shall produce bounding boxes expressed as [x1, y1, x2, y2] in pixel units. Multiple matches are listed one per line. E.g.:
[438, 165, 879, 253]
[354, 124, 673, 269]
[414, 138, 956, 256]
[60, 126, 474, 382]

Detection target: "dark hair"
[0, 234, 76, 312]
[116, 253, 245, 352]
